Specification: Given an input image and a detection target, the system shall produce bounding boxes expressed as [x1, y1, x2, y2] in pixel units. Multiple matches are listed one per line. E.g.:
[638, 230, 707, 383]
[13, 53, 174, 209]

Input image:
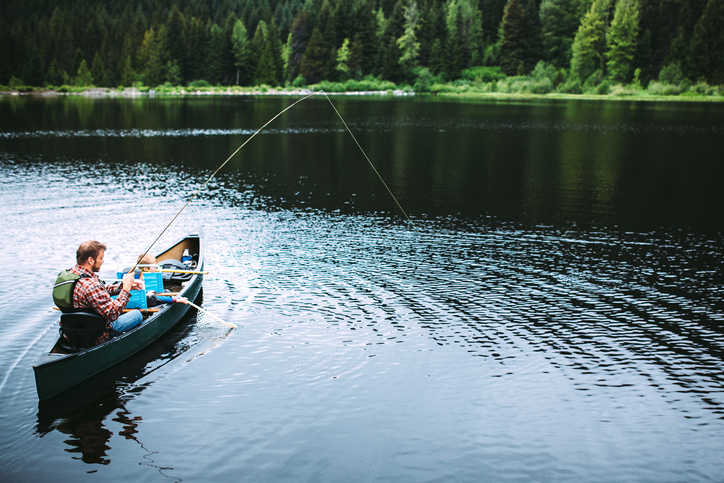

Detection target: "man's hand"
[176, 297, 188, 305]
[121, 272, 135, 292]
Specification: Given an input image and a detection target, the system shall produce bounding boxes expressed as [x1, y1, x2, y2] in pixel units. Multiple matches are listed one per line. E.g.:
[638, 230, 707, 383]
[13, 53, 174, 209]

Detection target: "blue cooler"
[125, 289, 148, 309]
[112, 288, 147, 309]
[114, 268, 148, 310]
[144, 272, 164, 293]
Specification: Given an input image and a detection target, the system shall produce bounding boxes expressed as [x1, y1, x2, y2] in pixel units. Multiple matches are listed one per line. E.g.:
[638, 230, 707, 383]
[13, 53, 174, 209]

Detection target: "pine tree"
[397, 0, 421, 79]
[687, 0, 724, 84]
[91, 51, 109, 87]
[232, 20, 253, 85]
[523, 0, 544, 72]
[120, 55, 136, 87]
[570, 0, 613, 80]
[336, 38, 352, 80]
[540, 0, 585, 68]
[607, 0, 640, 83]
[206, 23, 225, 85]
[500, 0, 528, 76]
[354, 0, 379, 76]
[75, 59, 93, 86]
[481, 0, 508, 46]
[429, 38, 445, 75]
[166, 6, 188, 82]
[286, 11, 311, 83]
[300, 28, 328, 84]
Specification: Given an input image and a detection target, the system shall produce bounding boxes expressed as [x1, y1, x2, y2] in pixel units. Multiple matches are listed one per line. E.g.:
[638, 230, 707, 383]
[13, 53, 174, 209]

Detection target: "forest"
[1, 0, 723, 96]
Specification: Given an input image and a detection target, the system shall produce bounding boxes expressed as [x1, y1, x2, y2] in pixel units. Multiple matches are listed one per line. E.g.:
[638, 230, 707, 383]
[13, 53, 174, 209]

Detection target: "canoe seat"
[59, 311, 107, 351]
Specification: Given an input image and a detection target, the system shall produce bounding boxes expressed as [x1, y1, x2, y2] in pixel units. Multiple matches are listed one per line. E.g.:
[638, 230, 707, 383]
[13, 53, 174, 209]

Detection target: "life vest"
[52, 269, 88, 312]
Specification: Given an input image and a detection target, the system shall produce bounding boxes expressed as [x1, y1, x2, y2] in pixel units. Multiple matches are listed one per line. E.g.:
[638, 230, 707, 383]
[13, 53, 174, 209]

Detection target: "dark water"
[1, 95, 723, 482]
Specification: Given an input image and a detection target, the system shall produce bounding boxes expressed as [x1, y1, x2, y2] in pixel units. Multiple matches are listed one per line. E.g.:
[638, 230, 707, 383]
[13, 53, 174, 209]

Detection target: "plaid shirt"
[70, 265, 130, 322]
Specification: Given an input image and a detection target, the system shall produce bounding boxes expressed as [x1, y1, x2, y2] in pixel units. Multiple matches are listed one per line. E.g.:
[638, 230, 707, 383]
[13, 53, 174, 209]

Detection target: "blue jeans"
[111, 310, 143, 333]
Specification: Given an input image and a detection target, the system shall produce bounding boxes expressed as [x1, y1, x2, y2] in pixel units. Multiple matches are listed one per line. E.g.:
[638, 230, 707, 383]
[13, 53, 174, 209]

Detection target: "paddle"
[159, 269, 209, 275]
[186, 300, 236, 329]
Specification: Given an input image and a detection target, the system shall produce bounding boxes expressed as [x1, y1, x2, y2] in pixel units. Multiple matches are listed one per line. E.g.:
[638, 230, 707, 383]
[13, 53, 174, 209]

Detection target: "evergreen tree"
[397, 0, 421, 79]
[354, 0, 379, 76]
[231, 20, 253, 85]
[607, 0, 640, 83]
[23, 43, 45, 87]
[91, 51, 109, 86]
[523, 0, 544, 72]
[300, 28, 328, 84]
[336, 38, 352, 80]
[687, 0, 724, 84]
[75, 59, 93, 86]
[206, 23, 225, 85]
[121, 55, 136, 86]
[187, 16, 209, 82]
[481, 0, 508, 46]
[267, 21, 286, 85]
[378, 2, 406, 81]
[49, 7, 75, 75]
[444, 0, 483, 67]
[166, 6, 188, 82]
[429, 38, 445, 75]
[319, 5, 339, 80]
[333, 0, 354, 47]
[500, 0, 528, 76]
[444, 23, 466, 79]
[286, 11, 311, 83]
[137, 27, 168, 86]
[540, 0, 585, 68]
[250, 21, 269, 83]
[570, 0, 613, 80]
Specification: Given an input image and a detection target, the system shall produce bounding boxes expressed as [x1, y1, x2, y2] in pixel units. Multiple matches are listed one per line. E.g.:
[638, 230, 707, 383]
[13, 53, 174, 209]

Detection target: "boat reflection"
[34, 307, 200, 466]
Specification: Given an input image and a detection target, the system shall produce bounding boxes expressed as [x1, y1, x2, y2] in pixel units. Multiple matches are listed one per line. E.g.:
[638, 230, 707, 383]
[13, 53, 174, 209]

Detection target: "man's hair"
[77, 241, 107, 265]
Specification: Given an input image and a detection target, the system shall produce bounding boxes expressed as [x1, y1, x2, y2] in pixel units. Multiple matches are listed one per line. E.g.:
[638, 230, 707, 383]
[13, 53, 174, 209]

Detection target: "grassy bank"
[2, 70, 723, 103]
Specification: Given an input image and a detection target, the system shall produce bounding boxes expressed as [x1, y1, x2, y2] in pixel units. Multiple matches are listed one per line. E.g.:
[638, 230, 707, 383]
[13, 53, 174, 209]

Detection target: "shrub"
[558, 76, 582, 94]
[658, 63, 683, 85]
[461, 66, 506, 83]
[609, 84, 638, 96]
[413, 68, 434, 93]
[9, 76, 26, 90]
[292, 76, 307, 88]
[531, 62, 557, 83]
[188, 80, 211, 88]
[582, 70, 605, 94]
[647, 81, 681, 96]
[683, 81, 716, 96]
[596, 80, 611, 95]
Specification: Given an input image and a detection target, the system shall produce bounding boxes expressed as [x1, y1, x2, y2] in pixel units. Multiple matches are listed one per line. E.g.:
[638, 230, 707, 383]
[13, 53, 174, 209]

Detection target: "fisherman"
[69, 240, 144, 342]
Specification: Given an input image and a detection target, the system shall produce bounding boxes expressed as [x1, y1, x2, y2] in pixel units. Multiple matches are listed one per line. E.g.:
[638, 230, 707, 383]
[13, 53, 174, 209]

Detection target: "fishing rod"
[131, 91, 320, 273]
[133, 90, 416, 273]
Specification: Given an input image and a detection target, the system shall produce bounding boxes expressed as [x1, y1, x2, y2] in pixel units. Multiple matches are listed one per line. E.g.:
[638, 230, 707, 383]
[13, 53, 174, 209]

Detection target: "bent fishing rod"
[132, 90, 417, 274]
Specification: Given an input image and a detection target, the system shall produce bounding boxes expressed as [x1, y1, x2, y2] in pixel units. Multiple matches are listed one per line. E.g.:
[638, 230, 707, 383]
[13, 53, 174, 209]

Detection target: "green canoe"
[33, 232, 204, 400]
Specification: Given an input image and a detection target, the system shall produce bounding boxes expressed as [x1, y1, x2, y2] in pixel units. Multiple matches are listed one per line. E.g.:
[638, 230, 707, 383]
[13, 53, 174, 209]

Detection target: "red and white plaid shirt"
[70, 265, 130, 322]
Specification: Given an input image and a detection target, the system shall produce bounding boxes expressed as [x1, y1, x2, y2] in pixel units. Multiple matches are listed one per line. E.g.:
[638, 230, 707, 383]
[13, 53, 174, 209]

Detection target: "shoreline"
[1, 86, 723, 103]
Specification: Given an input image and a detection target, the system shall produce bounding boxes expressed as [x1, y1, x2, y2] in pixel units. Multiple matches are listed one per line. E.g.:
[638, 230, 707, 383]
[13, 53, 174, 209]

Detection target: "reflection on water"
[1, 96, 723, 482]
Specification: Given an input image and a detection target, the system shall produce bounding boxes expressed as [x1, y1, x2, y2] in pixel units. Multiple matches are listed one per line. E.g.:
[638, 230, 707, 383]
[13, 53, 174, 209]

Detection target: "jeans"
[111, 309, 143, 333]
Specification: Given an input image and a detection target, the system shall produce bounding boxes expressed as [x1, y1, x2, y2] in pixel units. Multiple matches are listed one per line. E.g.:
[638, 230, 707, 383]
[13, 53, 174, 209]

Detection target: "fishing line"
[319, 91, 418, 232]
[134, 90, 415, 270]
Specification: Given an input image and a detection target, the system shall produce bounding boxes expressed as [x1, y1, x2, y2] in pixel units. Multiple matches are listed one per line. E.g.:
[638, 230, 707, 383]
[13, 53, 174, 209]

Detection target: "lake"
[0, 94, 723, 482]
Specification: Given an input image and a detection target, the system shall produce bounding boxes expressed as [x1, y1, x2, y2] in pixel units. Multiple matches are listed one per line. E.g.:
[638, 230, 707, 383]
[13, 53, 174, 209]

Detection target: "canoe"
[33, 232, 204, 400]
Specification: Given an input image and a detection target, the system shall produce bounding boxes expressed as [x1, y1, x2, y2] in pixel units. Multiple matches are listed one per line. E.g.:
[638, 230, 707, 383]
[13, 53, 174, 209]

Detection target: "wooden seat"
[59, 312, 107, 351]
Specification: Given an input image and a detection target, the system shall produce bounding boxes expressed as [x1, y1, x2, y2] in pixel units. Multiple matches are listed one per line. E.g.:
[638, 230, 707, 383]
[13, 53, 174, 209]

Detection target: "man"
[70, 240, 144, 341]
